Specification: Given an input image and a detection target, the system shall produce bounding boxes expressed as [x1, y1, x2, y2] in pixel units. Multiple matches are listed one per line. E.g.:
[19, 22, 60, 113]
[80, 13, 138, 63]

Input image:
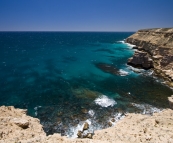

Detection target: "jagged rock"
[12, 118, 29, 129]
[77, 130, 82, 138]
[83, 122, 89, 130]
[127, 51, 153, 69]
[86, 133, 92, 139]
[126, 28, 173, 87]
[168, 95, 173, 109]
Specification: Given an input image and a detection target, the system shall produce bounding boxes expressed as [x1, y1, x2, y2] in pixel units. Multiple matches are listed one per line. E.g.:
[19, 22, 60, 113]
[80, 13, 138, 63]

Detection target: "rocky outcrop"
[127, 51, 153, 69]
[1, 106, 173, 143]
[126, 28, 173, 86]
[0, 106, 47, 143]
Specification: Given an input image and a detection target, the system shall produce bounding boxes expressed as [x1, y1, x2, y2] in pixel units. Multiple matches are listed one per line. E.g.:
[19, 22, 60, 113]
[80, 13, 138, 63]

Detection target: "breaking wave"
[119, 69, 129, 76]
[94, 95, 117, 107]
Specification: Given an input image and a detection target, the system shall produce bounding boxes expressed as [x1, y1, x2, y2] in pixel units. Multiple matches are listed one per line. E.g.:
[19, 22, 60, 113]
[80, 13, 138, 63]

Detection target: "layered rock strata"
[126, 28, 173, 86]
[1, 106, 173, 143]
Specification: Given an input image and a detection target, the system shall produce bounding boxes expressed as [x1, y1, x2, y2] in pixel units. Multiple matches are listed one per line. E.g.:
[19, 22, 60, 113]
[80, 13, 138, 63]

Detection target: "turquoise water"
[0, 32, 172, 136]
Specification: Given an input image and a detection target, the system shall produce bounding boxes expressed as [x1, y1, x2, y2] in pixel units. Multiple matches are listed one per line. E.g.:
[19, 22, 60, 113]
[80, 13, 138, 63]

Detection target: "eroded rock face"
[127, 51, 153, 69]
[126, 28, 173, 86]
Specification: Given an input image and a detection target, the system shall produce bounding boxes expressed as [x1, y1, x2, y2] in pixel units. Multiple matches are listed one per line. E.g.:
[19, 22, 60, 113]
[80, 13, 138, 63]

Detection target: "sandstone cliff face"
[1, 106, 173, 143]
[126, 28, 173, 86]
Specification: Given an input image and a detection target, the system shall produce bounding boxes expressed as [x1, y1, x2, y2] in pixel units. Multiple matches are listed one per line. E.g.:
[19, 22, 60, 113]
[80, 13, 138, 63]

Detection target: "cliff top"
[1, 106, 173, 143]
[138, 28, 173, 33]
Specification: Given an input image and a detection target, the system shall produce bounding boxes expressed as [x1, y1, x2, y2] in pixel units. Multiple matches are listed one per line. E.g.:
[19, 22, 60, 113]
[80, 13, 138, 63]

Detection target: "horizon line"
[0, 30, 136, 32]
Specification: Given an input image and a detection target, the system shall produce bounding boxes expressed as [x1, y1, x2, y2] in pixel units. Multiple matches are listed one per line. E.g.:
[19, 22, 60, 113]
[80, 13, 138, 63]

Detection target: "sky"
[0, 0, 173, 31]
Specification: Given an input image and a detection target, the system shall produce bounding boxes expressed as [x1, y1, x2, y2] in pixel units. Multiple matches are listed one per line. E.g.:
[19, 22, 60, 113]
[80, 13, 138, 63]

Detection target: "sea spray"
[94, 95, 117, 107]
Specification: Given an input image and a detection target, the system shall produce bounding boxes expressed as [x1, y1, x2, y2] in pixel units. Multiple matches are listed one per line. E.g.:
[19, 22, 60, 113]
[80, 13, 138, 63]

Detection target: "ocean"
[0, 32, 172, 137]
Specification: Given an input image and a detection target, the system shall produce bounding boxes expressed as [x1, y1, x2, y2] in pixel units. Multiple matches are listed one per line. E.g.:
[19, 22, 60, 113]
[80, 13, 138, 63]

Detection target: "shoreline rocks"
[127, 51, 154, 69]
[126, 28, 173, 87]
[1, 106, 173, 143]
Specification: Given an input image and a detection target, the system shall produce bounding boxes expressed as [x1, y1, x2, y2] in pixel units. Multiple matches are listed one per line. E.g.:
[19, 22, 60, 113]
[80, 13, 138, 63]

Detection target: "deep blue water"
[0, 32, 172, 136]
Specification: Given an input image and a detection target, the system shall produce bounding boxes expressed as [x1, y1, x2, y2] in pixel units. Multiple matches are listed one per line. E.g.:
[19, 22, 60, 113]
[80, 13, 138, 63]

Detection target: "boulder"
[127, 51, 153, 69]
[12, 118, 29, 129]
[111, 118, 115, 122]
[77, 130, 82, 138]
[108, 122, 112, 127]
[85, 133, 92, 139]
[83, 122, 89, 130]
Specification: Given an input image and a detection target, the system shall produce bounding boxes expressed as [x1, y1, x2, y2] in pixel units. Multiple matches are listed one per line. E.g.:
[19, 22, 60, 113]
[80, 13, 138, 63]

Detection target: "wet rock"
[57, 118, 61, 124]
[111, 118, 115, 122]
[77, 130, 82, 138]
[57, 111, 63, 116]
[83, 122, 89, 130]
[81, 108, 88, 114]
[127, 51, 153, 69]
[12, 118, 29, 129]
[132, 46, 138, 49]
[94, 63, 120, 75]
[168, 95, 173, 109]
[108, 122, 112, 127]
[86, 133, 92, 139]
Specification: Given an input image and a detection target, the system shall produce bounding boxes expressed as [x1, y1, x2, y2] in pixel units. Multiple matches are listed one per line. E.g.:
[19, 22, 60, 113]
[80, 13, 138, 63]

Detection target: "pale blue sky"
[0, 0, 173, 31]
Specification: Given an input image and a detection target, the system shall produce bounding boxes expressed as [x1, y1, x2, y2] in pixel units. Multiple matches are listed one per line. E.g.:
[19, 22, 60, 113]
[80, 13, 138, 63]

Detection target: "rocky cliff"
[1, 106, 173, 143]
[126, 28, 173, 87]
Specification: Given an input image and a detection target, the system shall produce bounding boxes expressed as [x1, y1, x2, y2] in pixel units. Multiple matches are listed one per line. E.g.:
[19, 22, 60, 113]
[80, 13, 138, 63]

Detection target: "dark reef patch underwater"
[0, 32, 173, 137]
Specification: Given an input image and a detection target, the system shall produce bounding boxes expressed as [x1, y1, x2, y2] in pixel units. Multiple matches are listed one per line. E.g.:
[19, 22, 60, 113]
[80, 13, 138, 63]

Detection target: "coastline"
[125, 28, 173, 88]
[0, 30, 173, 142]
[1, 106, 173, 143]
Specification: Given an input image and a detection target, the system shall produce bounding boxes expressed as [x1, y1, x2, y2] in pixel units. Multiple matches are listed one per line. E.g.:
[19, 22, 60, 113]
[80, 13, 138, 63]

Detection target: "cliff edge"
[1, 106, 173, 143]
[126, 28, 173, 87]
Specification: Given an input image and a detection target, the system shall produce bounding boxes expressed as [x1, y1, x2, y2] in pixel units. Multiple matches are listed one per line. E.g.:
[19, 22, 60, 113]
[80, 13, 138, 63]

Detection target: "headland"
[126, 28, 173, 87]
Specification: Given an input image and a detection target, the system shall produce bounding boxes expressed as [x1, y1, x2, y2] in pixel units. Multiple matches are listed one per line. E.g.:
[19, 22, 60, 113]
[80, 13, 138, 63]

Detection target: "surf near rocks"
[126, 28, 173, 87]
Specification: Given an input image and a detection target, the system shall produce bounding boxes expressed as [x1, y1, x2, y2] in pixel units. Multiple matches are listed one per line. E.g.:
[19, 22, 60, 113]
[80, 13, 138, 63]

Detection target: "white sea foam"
[126, 43, 136, 48]
[34, 107, 38, 110]
[118, 40, 125, 43]
[118, 40, 136, 48]
[88, 110, 95, 117]
[131, 103, 162, 114]
[128, 66, 145, 73]
[34, 106, 42, 116]
[119, 69, 129, 76]
[94, 95, 117, 107]
[35, 111, 37, 116]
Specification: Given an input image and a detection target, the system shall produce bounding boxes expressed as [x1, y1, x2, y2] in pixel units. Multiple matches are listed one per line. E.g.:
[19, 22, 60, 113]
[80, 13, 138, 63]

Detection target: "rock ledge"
[1, 106, 173, 143]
